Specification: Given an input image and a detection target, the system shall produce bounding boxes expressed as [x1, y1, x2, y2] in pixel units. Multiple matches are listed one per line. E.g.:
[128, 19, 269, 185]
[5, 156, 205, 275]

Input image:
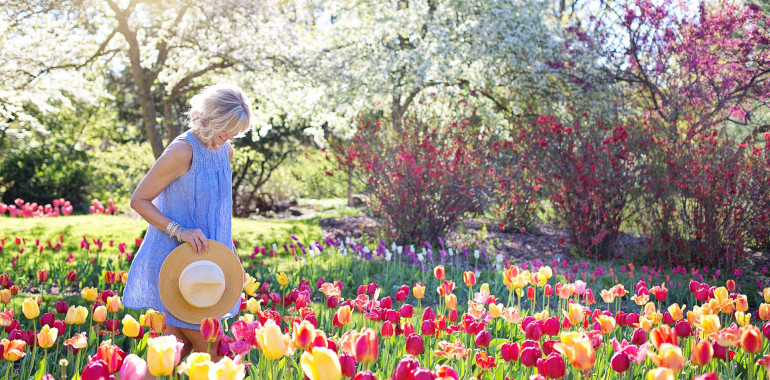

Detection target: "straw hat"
[158, 239, 243, 324]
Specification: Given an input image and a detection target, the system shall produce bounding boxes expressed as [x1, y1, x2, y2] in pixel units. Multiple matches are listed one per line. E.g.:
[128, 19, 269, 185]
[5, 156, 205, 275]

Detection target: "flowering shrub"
[520, 114, 641, 259]
[346, 98, 496, 245]
[642, 128, 770, 269]
[0, 198, 73, 218]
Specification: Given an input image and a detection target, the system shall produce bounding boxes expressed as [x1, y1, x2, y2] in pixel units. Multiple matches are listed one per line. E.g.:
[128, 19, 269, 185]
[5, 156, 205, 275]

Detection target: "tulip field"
[1, 215, 770, 380]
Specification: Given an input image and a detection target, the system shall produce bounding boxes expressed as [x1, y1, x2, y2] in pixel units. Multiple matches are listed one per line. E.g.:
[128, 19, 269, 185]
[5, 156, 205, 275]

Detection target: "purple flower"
[438, 237, 444, 246]
[424, 241, 432, 249]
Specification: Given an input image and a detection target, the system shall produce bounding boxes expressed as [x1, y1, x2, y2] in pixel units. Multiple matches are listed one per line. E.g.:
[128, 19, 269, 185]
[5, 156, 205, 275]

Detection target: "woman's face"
[210, 130, 238, 150]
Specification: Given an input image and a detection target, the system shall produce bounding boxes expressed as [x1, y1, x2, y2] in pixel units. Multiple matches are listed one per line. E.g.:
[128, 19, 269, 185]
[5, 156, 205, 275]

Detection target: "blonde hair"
[187, 84, 253, 144]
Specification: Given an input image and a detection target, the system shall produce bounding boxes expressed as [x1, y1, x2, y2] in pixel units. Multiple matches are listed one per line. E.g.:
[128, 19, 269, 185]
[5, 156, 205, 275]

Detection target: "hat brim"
[159, 240, 243, 325]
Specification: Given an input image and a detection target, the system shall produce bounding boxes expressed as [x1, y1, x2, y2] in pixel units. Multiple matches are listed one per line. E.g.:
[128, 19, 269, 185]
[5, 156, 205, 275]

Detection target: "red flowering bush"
[345, 99, 496, 244]
[520, 114, 642, 259]
[642, 128, 770, 269]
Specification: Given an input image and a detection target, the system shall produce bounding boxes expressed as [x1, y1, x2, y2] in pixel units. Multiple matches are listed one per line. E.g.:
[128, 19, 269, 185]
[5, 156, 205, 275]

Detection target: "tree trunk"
[347, 165, 353, 207]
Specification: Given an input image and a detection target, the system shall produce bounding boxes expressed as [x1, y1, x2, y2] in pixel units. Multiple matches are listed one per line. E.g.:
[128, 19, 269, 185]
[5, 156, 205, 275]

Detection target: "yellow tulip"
[140, 309, 166, 334]
[636, 316, 654, 333]
[562, 303, 584, 325]
[179, 352, 214, 380]
[759, 303, 770, 321]
[714, 287, 729, 302]
[488, 303, 502, 319]
[255, 320, 292, 360]
[553, 334, 594, 371]
[212, 356, 246, 380]
[93, 305, 107, 323]
[760, 287, 770, 303]
[81, 287, 99, 302]
[538, 266, 553, 279]
[300, 347, 342, 380]
[667, 304, 685, 321]
[122, 315, 141, 338]
[735, 311, 751, 327]
[243, 274, 260, 296]
[75, 306, 88, 325]
[36, 325, 58, 348]
[65, 306, 79, 325]
[646, 367, 675, 380]
[276, 272, 289, 287]
[697, 314, 721, 338]
[146, 336, 182, 376]
[480, 283, 490, 295]
[597, 315, 616, 334]
[246, 298, 262, 313]
[22, 297, 39, 319]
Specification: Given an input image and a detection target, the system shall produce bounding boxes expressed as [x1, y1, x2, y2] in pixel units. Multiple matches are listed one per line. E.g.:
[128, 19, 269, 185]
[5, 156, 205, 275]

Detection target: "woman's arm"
[130, 141, 209, 254]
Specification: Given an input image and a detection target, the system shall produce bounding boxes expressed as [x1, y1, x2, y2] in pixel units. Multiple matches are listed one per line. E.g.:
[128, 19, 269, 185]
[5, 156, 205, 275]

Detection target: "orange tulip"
[650, 326, 678, 349]
[597, 315, 616, 334]
[353, 328, 378, 364]
[434, 265, 445, 280]
[0, 289, 10, 304]
[445, 294, 457, 309]
[36, 325, 58, 348]
[463, 271, 476, 286]
[64, 332, 88, 350]
[413, 283, 426, 299]
[740, 325, 762, 354]
[93, 305, 108, 323]
[140, 309, 167, 334]
[335, 305, 352, 326]
[646, 367, 675, 380]
[553, 334, 595, 371]
[96, 341, 124, 373]
[666, 304, 684, 321]
[716, 324, 740, 347]
[2, 339, 26, 361]
[690, 340, 713, 367]
[106, 295, 121, 313]
[648, 343, 684, 372]
[736, 295, 748, 312]
[759, 303, 770, 321]
[600, 289, 616, 304]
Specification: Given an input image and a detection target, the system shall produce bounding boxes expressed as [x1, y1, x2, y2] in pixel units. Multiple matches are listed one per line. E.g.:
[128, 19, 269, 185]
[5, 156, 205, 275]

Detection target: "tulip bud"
[674, 320, 693, 338]
[449, 308, 458, 323]
[93, 305, 107, 323]
[339, 352, 357, 378]
[327, 296, 339, 309]
[740, 325, 762, 354]
[422, 307, 436, 321]
[611, 352, 630, 372]
[392, 357, 420, 380]
[399, 304, 413, 319]
[55, 300, 68, 315]
[520, 345, 542, 367]
[353, 329, 378, 364]
[40, 312, 55, 327]
[475, 329, 491, 348]
[631, 328, 647, 345]
[421, 320, 436, 336]
[537, 353, 566, 379]
[379, 296, 392, 309]
[434, 265, 445, 280]
[501, 342, 520, 362]
[405, 333, 424, 356]
[381, 321, 394, 337]
[464, 271, 476, 286]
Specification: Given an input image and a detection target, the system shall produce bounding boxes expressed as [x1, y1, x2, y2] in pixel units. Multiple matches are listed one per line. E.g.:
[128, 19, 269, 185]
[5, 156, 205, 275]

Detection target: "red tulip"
[435, 365, 459, 380]
[327, 296, 339, 308]
[501, 342, 520, 362]
[544, 317, 560, 336]
[521, 344, 542, 367]
[66, 270, 78, 283]
[631, 328, 646, 345]
[81, 359, 111, 379]
[36, 269, 49, 283]
[381, 321, 394, 337]
[421, 320, 436, 336]
[449, 308, 458, 323]
[352, 371, 377, 380]
[422, 307, 436, 321]
[475, 351, 496, 370]
[405, 333, 424, 356]
[392, 357, 419, 380]
[537, 353, 566, 379]
[95, 342, 126, 374]
[39, 312, 55, 327]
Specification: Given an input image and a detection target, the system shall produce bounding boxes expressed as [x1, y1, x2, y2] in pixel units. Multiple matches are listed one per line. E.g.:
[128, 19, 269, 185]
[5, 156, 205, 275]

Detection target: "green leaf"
[34, 357, 47, 380]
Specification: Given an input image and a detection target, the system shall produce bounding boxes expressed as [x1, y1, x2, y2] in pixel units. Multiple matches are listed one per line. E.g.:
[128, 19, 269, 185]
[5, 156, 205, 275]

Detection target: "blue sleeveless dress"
[124, 131, 240, 329]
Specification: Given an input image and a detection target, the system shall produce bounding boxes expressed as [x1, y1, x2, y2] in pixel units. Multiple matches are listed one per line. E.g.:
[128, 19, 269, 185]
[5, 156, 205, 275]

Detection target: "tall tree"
[5, 0, 300, 158]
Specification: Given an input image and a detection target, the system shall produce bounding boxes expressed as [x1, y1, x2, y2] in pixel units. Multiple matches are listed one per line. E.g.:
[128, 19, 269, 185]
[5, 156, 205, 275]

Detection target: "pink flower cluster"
[0, 198, 73, 218]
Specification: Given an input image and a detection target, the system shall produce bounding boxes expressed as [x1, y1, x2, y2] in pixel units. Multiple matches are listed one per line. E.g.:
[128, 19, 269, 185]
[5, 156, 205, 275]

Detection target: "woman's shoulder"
[161, 139, 193, 161]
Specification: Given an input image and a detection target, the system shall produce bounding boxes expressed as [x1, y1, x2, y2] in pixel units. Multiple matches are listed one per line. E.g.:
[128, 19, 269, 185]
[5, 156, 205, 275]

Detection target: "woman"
[124, 84, 252, 361]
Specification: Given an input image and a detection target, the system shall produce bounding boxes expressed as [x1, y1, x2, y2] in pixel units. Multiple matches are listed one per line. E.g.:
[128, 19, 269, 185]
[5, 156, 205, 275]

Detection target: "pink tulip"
[118, 354, 147, 380]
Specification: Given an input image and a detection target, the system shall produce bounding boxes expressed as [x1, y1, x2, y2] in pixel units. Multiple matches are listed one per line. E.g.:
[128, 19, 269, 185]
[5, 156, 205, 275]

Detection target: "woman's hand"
[179, 228, 209, 254]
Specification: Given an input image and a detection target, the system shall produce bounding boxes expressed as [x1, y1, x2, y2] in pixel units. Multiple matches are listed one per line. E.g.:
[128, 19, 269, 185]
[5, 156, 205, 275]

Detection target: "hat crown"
[178, 260, 226, 308]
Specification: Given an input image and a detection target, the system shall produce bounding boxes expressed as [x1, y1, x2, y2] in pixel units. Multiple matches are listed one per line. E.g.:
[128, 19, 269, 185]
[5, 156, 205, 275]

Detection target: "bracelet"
[165, 221, 180, 240]
[175, 227, 184, 243]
